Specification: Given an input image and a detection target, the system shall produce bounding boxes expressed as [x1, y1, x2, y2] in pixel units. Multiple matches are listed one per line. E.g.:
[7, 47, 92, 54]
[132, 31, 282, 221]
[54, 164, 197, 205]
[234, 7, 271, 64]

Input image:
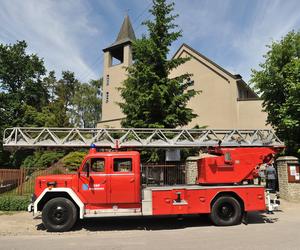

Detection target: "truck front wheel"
[210, 196, 242, 226]
[42, 197, 77, 232]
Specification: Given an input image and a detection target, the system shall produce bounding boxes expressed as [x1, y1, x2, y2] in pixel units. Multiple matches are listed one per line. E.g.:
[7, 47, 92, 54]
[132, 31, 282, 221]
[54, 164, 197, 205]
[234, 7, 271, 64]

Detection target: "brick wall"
[276, 156, 300, 202]
[185, 157, 200, 184]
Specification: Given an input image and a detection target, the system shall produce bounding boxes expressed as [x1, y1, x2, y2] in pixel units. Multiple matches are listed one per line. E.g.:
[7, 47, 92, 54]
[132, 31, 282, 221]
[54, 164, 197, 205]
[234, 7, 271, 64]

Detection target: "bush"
[22, 151, 65, 170]
[0, 196, 30, 211]
[35, 151, 65, 168]
[62, 151, 87, 171]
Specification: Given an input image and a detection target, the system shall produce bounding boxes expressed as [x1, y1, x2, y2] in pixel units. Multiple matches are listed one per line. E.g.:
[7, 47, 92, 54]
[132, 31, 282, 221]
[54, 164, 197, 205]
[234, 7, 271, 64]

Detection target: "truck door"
[109, 157, 136, 203]
[79, 157, 108, 204]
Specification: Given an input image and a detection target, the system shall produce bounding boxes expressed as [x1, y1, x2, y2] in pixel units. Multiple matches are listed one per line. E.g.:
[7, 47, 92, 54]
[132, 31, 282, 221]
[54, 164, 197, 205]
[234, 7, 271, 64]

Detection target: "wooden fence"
[0, 168, 24, 194]
[0, 166, 70, 196]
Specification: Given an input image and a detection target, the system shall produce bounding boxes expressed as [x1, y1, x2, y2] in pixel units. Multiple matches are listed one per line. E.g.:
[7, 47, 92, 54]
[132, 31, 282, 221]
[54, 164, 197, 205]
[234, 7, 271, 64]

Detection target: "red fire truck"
[3, 128, 284, 232]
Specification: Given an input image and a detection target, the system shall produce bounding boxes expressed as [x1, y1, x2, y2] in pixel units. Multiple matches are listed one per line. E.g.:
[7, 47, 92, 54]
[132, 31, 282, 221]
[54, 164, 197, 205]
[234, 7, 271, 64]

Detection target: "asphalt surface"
[0, 200, 300, 250]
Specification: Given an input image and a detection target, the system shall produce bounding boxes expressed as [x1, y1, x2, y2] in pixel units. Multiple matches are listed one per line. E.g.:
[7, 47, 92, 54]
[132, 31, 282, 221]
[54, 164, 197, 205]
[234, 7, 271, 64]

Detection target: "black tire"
[210, 196, 242, 226]
[42, 197, 77, 232]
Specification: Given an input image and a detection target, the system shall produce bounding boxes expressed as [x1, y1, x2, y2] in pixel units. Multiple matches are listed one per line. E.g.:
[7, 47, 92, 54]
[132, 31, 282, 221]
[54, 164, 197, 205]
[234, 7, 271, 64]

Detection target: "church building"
[98, 15, 269, 129]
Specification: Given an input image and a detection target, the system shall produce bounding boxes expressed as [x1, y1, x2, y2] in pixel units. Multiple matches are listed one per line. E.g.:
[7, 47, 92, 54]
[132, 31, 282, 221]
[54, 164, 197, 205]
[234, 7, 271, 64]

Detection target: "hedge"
[62, 151, 87, 171]
[22, 151, 65, 170]
[0, 196, 30, 211]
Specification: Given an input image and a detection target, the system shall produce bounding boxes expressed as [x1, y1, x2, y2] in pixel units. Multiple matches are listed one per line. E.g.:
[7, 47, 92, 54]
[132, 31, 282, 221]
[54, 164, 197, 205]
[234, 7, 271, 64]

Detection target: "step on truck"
[3, 128, 284, 232]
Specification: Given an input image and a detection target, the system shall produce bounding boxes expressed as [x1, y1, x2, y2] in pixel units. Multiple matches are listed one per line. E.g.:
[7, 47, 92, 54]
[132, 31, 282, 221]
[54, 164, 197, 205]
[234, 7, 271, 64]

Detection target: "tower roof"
[103, 15, 136, 52]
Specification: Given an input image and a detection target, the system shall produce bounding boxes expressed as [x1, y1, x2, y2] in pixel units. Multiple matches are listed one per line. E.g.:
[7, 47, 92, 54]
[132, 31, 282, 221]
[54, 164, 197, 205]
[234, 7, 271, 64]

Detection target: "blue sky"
[0, 0, 300, 83]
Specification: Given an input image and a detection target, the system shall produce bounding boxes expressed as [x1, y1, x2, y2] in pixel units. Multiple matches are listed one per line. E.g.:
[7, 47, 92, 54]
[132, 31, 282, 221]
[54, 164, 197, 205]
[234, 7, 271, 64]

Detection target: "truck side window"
[91, 158, 105, 172]
[113, 158, 132, 172]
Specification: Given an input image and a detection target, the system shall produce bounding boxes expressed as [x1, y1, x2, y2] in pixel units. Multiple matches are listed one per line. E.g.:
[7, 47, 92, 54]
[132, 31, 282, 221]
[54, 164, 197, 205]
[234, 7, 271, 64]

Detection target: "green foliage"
[119, 0, 198, 129]
[62, 151, 87, 171]
[0, 196, 30, 211]
[22, 151, 65, 169]
[71, 79, 102, 128]
[9, 150, 34, 169]
[0, 39, 103, 166]
[0, 40, 47, 108]
[251, 31, 300, 155]
[0, 41, 48, 167]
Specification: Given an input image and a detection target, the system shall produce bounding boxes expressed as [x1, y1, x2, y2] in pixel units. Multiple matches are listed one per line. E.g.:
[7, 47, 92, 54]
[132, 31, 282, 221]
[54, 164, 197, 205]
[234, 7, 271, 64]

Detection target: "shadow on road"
[35, 211, 280, 232]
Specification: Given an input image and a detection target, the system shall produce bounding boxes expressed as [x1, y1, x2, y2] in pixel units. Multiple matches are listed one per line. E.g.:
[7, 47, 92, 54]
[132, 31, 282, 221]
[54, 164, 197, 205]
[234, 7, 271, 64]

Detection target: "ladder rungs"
[3, 127, 284, 149]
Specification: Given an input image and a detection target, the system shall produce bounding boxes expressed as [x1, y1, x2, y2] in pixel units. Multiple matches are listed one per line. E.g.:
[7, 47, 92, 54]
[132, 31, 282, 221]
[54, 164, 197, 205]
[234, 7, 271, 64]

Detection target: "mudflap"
[242, 211, 248, 225]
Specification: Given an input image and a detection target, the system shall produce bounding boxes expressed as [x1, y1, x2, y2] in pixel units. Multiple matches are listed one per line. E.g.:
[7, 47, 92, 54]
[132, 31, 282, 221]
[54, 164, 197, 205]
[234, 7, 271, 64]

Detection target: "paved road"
[0, 200, 300, 250]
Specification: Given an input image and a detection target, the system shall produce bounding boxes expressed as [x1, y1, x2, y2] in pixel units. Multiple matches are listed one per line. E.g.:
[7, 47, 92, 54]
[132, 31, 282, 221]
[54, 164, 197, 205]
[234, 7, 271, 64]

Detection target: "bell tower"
[99, 15, 136, 127]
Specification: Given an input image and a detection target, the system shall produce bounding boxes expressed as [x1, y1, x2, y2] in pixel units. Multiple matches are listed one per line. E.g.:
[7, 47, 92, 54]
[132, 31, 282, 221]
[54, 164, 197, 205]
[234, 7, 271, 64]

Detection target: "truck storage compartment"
[150, 185, 266, 216]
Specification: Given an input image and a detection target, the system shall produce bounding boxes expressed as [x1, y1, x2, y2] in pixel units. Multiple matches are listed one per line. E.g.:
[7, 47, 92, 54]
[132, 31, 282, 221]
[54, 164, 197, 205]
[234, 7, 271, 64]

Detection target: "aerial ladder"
[3, 127, 283, 149]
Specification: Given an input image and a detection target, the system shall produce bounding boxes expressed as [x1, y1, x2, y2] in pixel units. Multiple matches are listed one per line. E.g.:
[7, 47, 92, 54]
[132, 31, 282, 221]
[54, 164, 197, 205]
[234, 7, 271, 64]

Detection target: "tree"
[71, 79, 102, 128]
[0, 41, 48, 166]
[55, 71, 78, 108]
[47, 71, 79, 127]
[251, 31, 300, 155]
[43, 71, 57, 102]
[119, 0, 197, 128]
[0, 40, 47, 110]
[0, 40, 103, 167]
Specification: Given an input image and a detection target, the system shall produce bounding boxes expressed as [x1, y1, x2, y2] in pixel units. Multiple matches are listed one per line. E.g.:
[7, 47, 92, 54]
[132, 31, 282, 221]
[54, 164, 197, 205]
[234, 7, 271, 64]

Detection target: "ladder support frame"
[3, 127, 284, 149]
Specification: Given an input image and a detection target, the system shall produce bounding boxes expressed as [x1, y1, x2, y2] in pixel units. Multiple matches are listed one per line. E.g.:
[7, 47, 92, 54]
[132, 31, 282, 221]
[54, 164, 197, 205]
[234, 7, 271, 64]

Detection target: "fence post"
[21, 168, 25, 196]
[17, 169, 21, 195]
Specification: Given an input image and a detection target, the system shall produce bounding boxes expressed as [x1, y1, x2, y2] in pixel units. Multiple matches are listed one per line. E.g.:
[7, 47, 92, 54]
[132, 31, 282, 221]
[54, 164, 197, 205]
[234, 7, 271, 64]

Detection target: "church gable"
[173, 43, 240, 83]
[172, 43, 258, 99]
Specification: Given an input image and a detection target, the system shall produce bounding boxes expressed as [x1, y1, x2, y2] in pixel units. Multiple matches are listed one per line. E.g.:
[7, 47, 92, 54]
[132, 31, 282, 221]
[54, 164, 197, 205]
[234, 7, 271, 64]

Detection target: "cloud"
[0, 0, 103, 81]
[231, 0, 300, 81]
[0, 0, 299, 84]
[174, 0, 300, 82]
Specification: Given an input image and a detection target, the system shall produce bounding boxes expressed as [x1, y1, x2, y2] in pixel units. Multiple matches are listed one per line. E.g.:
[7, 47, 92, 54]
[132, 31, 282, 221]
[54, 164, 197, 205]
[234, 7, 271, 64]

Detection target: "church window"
[106, 75, 110, 85]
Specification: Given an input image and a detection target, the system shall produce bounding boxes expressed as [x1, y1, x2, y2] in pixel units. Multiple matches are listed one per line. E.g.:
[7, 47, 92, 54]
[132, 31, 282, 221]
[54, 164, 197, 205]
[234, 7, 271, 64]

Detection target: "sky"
[0, 0, 300, 83]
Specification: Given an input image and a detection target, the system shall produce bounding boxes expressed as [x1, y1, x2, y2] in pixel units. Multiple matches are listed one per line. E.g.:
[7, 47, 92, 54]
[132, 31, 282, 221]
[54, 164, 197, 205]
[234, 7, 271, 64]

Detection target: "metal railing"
[141, 164, 186, 186]
[3, 127, 284, 149]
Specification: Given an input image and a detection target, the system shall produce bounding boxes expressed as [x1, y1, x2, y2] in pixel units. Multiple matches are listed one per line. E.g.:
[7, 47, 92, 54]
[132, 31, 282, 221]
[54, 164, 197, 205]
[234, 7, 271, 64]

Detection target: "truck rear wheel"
[210, 196, 242, 226]
[42, 197, 77, 232]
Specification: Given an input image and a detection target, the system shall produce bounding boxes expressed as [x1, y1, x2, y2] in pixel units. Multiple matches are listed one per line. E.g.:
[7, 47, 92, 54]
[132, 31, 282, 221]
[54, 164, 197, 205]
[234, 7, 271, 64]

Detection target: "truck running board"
[3, 127, 284, 149]
[84, 208, 142, 218]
